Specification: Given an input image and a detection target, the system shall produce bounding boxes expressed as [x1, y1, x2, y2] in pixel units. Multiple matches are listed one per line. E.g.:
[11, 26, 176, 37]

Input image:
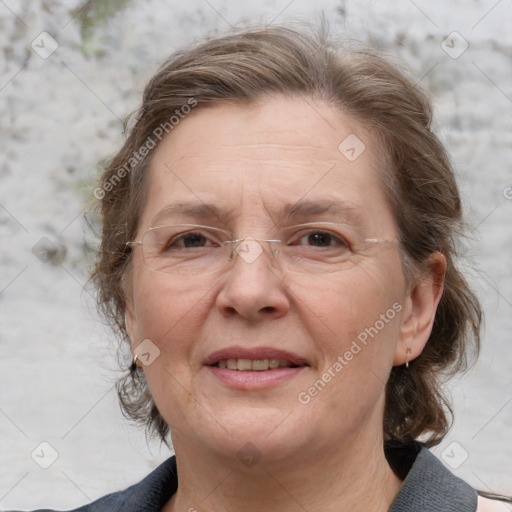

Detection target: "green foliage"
[71, 0, 133, 56]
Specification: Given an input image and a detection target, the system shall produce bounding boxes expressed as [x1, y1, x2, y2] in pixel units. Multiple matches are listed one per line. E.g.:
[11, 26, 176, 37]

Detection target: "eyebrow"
[150, 199, 364, 228]
[150, 203, 229, 227]
[280, 200, 362, 223]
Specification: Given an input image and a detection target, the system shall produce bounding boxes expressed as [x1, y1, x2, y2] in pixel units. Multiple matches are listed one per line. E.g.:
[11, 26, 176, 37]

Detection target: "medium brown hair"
[92, 23, 481, 446]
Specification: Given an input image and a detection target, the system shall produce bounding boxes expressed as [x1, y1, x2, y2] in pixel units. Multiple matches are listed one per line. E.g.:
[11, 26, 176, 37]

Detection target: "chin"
[177, 404, 310, 465]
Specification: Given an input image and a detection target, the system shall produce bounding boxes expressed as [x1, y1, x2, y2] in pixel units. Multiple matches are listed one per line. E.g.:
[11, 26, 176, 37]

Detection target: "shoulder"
[387, 440, 511, 512]
[387, 441, 475, 511]
[17, 456, 178, 512]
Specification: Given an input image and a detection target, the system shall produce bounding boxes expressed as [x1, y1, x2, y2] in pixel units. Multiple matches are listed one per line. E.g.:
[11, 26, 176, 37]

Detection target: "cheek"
[130, 276, 208, 419]
[129, 274, 216, 399]
[305, 260, 405, 369]
[132, 273, 207, 340]
[297, 265, 404, 430]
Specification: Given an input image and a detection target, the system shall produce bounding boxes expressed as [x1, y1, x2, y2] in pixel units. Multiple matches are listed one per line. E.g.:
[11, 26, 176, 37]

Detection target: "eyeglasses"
[126, 222, 399, 276]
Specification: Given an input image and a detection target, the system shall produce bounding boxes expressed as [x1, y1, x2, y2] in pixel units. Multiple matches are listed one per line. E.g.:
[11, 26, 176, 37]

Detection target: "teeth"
[237, 358, 252, 371]
[215, 358, 296, 371]
[252, 359, 269, 371]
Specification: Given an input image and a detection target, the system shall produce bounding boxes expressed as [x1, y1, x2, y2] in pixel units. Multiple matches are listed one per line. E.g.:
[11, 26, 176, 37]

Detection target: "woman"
[24, 24, 509, 512]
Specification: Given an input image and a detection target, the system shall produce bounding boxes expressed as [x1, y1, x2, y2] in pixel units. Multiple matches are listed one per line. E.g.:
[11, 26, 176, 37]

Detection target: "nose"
[216, 238, 290, 322]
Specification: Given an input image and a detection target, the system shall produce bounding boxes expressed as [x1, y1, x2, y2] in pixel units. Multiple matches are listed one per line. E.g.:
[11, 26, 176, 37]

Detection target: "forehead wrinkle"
[150, 198, 365, 231]
[214, 142, 333, 152]
[279, 199, 365, 226]
[165, 157, 336, 175]
[149, 202, 237, 228]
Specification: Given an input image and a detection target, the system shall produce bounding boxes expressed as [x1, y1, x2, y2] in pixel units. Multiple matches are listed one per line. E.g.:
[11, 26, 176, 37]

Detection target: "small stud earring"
[130, 354, 139, 372]
[405, 348, 412, 369]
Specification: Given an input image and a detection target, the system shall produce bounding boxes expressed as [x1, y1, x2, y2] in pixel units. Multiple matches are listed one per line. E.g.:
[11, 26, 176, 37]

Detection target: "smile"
[215, 358, 302, 371]
[203, 346, 309, 389]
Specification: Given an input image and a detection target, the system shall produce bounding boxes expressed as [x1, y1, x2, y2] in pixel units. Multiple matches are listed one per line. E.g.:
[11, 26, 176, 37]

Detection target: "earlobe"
[394, 252, 446, 366]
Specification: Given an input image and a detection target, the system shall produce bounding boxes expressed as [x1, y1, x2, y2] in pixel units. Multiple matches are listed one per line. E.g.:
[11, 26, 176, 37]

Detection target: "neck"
[163, 431, 402, 512]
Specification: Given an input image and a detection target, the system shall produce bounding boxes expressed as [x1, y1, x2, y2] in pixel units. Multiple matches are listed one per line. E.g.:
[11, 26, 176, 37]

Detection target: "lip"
[203, 346, 308, 367]
[203, 346, 309, 391]
[206, 365, 306, 390]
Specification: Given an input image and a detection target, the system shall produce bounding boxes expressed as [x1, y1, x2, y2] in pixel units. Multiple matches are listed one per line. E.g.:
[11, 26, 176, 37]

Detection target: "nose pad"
[229, 237, 280, 266]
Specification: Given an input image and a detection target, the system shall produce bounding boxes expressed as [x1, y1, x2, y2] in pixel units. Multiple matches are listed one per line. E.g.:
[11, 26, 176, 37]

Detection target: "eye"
[159, 229, 219, 252]
[175, 232, 210, 248]
[291, 229, 349, 249]
[304, 232, 337, 247]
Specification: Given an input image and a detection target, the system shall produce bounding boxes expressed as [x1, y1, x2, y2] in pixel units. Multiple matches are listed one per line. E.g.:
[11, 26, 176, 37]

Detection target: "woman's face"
[126, 95, 414, 463]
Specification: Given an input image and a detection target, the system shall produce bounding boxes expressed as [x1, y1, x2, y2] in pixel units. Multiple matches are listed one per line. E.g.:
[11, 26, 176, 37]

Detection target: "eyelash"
[289, 230, 349, 248]
[168, 229, 350, 250]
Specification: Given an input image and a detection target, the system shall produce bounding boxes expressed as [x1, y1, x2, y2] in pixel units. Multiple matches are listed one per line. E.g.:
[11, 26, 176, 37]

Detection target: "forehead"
[140, 95, 394, 232]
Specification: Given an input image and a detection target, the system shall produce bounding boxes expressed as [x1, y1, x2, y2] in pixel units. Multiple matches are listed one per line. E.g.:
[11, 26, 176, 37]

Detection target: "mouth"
[203, 347, 308, 389]
[204, 347, 308, 370]
[214, 358, 304, 371]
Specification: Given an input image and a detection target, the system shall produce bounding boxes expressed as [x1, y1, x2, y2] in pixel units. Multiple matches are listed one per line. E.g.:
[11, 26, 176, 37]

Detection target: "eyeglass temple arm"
[364, 238, 400, 243]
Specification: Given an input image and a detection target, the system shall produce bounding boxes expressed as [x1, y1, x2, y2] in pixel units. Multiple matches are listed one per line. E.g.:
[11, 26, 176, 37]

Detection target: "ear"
[394, 252, 446, 366]
[125, 308, 135, 346]
[123, 276, 137, 351]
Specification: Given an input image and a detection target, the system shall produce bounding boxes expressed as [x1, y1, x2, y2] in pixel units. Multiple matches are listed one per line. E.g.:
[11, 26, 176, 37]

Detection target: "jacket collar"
[86, 457, 178, 512]
[387, 441, 477, 511]
[85, 442, 477, 511]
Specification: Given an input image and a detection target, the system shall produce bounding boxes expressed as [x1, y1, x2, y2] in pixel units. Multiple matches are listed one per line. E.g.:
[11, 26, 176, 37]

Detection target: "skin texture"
[125, 95, 446, 512]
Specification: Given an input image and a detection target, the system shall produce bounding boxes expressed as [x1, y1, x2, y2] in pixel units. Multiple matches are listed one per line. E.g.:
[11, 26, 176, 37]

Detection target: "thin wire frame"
[126, 223, 400, 276]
